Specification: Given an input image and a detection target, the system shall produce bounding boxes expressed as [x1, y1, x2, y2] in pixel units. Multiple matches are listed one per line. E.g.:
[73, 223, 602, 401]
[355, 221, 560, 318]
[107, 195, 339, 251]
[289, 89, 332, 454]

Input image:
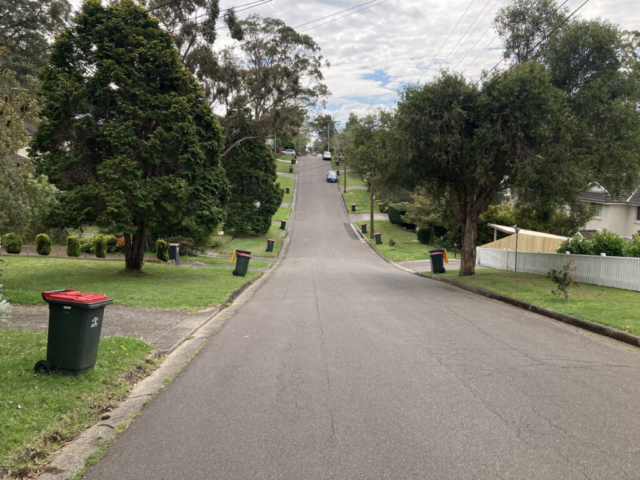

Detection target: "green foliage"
[221, 121, 283, 235]
[32, 0, 230, 271]
[402, 192, 442, 229]
[2, 233, 22, 254]
[479, 203, 594, 246]
[387, 204, 408, 225]
[79, 238, 93, 253]
[388, 238, 396, 247]
[591, 229, 626, 257]
[547, 259, 580, 300]
[103, 235, 119, 253]
[417, 227, 431, 245]
[0, 0, 71, 85]
[156, 239, 169, 262]
[624, 234, 640, 258]
[557, 236, 593, 255]
[66, 236, 81, 257]
[92, 235, 107, 259]
[165, 237, 195, 256]
[35, 234, 51, 256]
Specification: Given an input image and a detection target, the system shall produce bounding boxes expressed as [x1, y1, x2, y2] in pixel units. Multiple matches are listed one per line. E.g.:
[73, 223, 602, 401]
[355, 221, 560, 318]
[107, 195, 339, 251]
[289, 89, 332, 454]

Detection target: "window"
[591, 203, 603, 217]
[636, 206, 640, 221]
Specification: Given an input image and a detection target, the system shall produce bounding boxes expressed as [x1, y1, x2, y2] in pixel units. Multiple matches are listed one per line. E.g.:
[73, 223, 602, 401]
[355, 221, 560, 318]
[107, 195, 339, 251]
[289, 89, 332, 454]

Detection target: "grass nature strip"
[363, 220, 434, 262]
[440, 269, 640, 337]
[0, 256, 259, 310]
[0, 330, 155, 477]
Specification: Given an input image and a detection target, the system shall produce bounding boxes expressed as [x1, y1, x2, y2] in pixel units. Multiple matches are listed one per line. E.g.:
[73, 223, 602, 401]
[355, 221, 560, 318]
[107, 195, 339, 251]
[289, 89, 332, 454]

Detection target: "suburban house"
[480, 224, 567, 253]
[578, 184, 640, 239]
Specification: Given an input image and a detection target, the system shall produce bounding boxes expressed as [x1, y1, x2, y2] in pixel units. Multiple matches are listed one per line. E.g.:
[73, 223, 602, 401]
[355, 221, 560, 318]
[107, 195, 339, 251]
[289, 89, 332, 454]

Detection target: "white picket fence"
[476, 248, 640, 293]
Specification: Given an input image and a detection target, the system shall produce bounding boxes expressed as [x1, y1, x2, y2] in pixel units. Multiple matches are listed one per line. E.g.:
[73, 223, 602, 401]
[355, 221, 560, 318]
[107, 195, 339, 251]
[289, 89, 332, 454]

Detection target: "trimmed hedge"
[79, 238, 93, 253]
[35, 234, 52, 256]
[2, 233, 22, 254]
[93, 235, 108, 258]
[387, 203, 406, 225]
[156, 239, 169, 262]
[66, 236, 81, 257]
[417, 227, 431, 245]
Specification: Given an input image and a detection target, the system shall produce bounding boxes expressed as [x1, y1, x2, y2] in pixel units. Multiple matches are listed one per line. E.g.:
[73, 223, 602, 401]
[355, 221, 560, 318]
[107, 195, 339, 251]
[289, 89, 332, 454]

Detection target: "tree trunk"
[459, 215, 478, 277]
[124, 221, 146, 271]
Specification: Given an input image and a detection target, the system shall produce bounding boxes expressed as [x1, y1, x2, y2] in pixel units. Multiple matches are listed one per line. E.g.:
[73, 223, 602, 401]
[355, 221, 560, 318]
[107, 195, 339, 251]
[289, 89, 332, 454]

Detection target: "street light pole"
[514, 224, 521, 272]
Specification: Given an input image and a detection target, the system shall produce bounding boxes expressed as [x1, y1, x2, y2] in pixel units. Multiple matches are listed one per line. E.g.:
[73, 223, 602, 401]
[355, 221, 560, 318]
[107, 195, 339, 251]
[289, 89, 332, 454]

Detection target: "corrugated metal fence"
[476, 248, 640, 292]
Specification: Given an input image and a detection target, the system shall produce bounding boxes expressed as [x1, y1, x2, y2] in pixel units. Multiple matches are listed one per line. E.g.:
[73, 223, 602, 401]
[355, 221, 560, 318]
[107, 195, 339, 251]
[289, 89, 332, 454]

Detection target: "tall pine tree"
[31, 0, 230, 270]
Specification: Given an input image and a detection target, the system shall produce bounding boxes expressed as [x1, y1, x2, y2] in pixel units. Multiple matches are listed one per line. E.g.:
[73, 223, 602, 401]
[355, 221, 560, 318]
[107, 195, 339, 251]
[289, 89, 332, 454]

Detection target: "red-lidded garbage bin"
[36, 290, 113, 375]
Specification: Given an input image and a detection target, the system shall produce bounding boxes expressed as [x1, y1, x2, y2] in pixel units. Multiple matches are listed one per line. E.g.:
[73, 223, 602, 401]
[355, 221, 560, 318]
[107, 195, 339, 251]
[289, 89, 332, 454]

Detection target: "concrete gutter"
[337, 186, 640, 351]
[38, 157, 302, 480]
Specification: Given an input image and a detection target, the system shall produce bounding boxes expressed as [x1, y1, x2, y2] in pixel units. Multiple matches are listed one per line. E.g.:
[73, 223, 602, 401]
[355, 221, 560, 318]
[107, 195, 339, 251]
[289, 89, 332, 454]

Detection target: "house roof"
[578, 185, 640, 206]
[487, 224, 567, 240]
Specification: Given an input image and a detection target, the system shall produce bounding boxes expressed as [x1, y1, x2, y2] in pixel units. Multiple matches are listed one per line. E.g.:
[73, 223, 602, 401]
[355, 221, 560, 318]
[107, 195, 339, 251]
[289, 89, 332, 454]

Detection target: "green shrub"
[156, 239, 169, 262]
[104, 235, 119, 252]
[79, 238, 93, 253]
[66, 236, 81, 257]
[378, 202, 388, 214]
[93, 235, 108, 258]
[624, 234, 640, 258]
[2, 233, 22, 254]
[387, 203, 407, 225]
[547, 259, 580, 300]
[166, 237, 195, 256]
[417, 227, 431, 244]
[388, 238, 396, 247]
[35, 234, 52, 256]
[592, 229, 626, 257]
[556, 236, 593, 255]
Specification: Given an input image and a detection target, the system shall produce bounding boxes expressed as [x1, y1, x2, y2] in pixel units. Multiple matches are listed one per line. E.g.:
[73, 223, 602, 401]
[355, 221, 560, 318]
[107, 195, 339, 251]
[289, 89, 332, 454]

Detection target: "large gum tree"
[31, 0, 230, 271]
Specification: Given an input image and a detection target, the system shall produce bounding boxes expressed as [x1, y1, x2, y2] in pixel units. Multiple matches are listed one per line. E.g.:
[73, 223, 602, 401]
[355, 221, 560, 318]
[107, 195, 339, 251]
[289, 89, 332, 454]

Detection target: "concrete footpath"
[83, 155, 640, 480]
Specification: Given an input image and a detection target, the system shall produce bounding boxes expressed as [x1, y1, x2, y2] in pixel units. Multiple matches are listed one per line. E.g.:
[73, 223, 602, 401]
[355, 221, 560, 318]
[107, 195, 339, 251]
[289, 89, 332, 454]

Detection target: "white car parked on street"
[283, 149, 296, 156]
[323, 151, 332, 161]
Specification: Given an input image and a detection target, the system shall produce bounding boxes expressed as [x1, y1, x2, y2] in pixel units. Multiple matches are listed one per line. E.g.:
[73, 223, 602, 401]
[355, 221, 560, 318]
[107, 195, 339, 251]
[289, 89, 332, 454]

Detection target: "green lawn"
[216, 224, 285, 258]
[343, 172, 367, 188]
[278, 154, 294, 161]
[0, 256, 259, 310]
[275, 161, 296, 174]
[277, 177, 294, 203]
[440, 269, 640, 336]
[0, 329, 154, 476]
[274, 206, 291, 222]
[362, 220, 434, 262]
[344, 189, 378, 215]
[180, 256, 271, 268]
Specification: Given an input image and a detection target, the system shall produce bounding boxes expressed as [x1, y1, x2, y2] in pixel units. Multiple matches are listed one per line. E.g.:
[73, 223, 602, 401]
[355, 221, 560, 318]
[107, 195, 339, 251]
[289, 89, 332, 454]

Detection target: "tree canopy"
[31, 0, 230, 270]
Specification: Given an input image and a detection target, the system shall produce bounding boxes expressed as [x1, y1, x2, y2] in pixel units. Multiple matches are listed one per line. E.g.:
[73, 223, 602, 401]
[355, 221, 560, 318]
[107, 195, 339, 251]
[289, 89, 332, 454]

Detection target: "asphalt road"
[86, 155, 640, 480]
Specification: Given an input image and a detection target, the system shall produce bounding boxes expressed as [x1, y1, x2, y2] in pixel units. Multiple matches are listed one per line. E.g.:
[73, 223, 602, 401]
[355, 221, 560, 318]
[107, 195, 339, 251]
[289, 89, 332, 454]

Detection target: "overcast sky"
[70, 0, 640, 125]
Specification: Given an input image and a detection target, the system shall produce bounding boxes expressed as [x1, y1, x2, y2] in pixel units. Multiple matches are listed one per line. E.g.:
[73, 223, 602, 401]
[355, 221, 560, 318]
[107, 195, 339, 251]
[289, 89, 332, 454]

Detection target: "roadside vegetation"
[344, 190, 378, 215]
[215, 224, 285, 259]
[278, 177, 294, 203]
[441, 269, 640, 336]
[0, 330, 155, 477]
[275, 161, 296, 175]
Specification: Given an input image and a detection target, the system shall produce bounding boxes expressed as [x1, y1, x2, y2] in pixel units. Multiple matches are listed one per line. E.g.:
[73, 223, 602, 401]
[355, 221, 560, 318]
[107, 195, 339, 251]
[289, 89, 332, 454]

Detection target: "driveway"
[86, 155, 640, 480]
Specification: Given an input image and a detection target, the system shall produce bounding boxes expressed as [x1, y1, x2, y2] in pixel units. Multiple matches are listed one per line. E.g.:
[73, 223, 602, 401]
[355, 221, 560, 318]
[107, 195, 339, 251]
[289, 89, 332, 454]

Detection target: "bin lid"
[236, 253, 251, 258]
[267, 239, 275, 241]
[429, 252, 443, 256]
[43, 290, 110, 304]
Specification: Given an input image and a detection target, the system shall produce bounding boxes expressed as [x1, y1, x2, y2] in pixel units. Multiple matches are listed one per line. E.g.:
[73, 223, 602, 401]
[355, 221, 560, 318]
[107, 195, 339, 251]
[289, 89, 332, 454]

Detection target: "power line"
[293, 0, 380, 30]
[417, 0, 477, 83]
[451, 0, 502, 70]
[298, 0, 389, 34]
[440, 0, 495, 70]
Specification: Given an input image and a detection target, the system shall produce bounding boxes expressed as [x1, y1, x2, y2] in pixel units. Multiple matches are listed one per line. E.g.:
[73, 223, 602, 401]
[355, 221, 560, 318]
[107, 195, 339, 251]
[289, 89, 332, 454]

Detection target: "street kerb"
[38, 156, 304, 480]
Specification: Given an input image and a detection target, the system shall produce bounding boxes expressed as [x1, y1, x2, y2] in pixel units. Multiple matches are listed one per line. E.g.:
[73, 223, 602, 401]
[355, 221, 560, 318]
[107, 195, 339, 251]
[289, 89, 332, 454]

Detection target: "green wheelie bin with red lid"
[35, 290, 113, 375]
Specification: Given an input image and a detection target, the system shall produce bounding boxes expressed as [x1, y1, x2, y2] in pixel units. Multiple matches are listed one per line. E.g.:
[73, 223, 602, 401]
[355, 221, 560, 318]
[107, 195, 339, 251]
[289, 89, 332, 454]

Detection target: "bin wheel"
[34, 360, 53, 375]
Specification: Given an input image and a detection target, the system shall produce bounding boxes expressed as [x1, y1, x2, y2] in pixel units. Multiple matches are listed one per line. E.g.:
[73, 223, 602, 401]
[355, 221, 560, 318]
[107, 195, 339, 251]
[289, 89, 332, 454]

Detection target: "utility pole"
[370, 177, 374, 239]
[344, 163, 347, 193]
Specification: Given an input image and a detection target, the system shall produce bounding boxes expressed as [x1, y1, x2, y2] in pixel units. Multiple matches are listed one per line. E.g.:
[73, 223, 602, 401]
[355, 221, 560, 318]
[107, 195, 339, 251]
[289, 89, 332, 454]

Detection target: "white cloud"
[68, 0, 640, 124]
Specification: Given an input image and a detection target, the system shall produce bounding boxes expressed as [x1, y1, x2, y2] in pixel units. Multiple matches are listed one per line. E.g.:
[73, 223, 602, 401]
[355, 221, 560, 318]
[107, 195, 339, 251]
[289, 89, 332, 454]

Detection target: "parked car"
[282, 149, 296, 156]
[327, 171, 338, 183]
[317, 153, 322, 157]
[323, 151, 332, 161]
